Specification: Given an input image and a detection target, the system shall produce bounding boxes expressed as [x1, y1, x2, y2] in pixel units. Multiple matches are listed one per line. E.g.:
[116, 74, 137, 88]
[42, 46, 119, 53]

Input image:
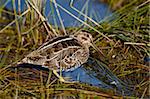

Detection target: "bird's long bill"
[90, 42, 104, 56]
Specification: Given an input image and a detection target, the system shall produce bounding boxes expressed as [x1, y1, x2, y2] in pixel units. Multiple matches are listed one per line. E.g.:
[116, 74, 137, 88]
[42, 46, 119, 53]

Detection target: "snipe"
[19, 32, 99, 82]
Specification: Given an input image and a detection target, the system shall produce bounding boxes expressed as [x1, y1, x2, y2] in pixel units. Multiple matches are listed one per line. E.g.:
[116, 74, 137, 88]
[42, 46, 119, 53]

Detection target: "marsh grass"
[0, 0, 149, 98]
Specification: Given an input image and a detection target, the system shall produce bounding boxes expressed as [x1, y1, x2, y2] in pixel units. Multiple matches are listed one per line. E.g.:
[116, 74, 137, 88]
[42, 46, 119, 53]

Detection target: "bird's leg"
[53, 70, 77, 83]
[53, 60, 74, 83]
[52, 70, 65, 82]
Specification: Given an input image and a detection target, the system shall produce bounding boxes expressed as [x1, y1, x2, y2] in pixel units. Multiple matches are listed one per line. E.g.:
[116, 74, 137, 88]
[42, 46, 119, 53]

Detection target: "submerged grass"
[0, 0, 149, 98]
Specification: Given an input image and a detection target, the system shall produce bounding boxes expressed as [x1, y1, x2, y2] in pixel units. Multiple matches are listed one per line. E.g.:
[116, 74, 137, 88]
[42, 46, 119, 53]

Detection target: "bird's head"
[75, 32, 93, 46]
[74, 32, 104, 56]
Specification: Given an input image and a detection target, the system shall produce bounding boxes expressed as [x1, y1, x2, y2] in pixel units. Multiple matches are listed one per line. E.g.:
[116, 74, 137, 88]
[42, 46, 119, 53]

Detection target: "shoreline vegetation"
[0, 0, 149, 98]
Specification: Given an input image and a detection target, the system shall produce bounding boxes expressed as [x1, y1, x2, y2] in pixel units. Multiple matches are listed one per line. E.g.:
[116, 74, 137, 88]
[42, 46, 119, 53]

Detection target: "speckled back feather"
[21, 32, 92, 71]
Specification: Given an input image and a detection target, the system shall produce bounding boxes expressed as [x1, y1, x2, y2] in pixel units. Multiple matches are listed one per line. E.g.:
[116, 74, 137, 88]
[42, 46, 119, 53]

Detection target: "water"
[45, 0, 111, 27]
[1, 0, 111, 27]
[62, 57, 134, 96]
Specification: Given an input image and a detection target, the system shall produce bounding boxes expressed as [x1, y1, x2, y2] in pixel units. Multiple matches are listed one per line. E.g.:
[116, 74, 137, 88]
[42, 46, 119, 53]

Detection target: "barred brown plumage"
[19, 32, 95, 82]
